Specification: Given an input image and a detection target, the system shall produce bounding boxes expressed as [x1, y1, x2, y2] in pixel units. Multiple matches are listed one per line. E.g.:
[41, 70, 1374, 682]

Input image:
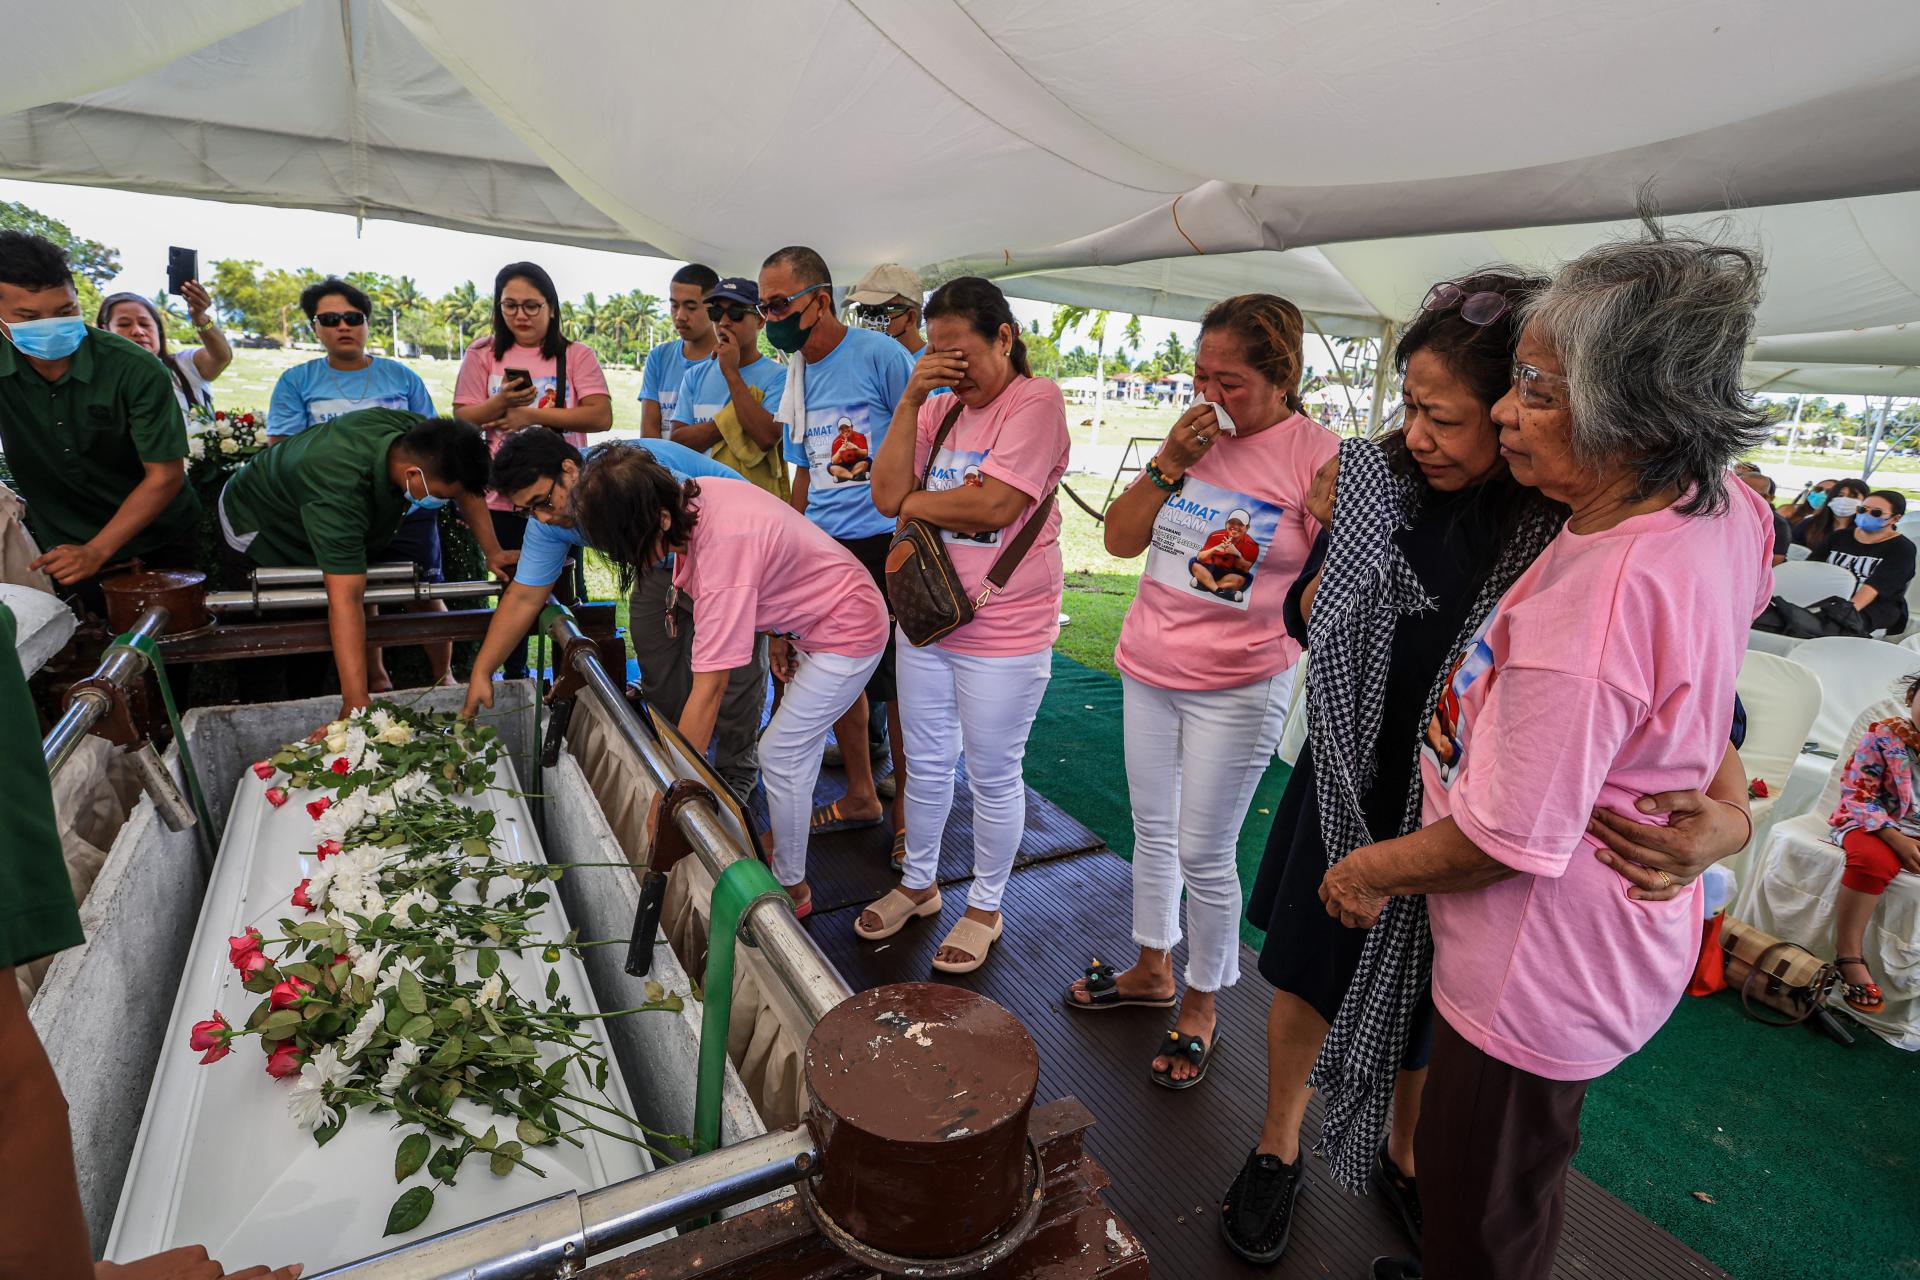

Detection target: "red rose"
[291, 879, 315, 912]
[316, 839, 341, 860]
[251, 760, 275, 780]
[1750, 779, 1770, 799]
[264, 1040, 304, 1078]
[265, 787, 289, 808]
[189, 1012, 233, 1065]
[241, 413, 255, 426]
[329, 757, 351, 775]
[269, 975, 313, 1011]
[306, 797, 331, 820]
[226, 928, 268, 979]
[214, 410, 226, 421]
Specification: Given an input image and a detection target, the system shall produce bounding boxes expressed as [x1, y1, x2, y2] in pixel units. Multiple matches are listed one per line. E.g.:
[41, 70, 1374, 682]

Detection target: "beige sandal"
[931, 915, 1003, 975]
[855, 887, 943, 941]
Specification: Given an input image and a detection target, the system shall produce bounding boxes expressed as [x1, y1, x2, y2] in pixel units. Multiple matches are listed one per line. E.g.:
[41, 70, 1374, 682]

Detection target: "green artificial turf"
[1025, 650, 1920, 1280]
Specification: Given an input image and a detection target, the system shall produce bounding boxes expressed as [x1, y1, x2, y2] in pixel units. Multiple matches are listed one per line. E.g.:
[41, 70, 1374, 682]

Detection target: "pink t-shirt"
[670, 477, 888, 672]
[1420, 481, 1775, 1081]
[1113, 412, 1337, 690]
[453, 337, 612, 512]
[912, 376, 1070, 658]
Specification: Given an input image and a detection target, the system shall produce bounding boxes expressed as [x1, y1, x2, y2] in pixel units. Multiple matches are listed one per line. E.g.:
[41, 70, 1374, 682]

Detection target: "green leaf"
[475, 948, 499, 980]
[480, 921, 503, 943]
[644, 979, 665, 1003]
[429, 1036, 464, 1069]
[397, 970, 428, 1015]
[427, 1145, 462, 1185]
[438, 1078, 462, 1104]
[399, 1014, 435, 1042]
[479, 1006, 505, 1037]
[506, 1034, 538, 1060]
[489, 1140, 524, 1177]
[245, 1001, 271, 1031]
[516, 1119, 548, 1147]
[261, 1009, 302, 1037]
[329, 959, 352, 987]
[545, 970, 559, 1001]
[461, 837, 490, 859]
[476, 1125, 499, 1151]
[313, 1117, 343, 1147]
[284, 961, 325, 983]
[385, 1005, 412, 1034]
[394, 1132, 430, 1183]
[293, 922, 333, 941]
[383, 1185, 434, 1236]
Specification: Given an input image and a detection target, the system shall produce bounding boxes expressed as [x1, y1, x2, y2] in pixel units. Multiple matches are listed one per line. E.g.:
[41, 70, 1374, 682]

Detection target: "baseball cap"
[707, 277, 759, 306]
[847, 263, 923, 306]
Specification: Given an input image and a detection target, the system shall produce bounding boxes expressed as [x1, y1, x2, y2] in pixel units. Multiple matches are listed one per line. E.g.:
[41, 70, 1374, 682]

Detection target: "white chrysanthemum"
[187, 436, 206, 461]
[378, 1039, 423, 1097]
[307, 1042, 353, 1088]
[342, 1006, 383, 1060]
[286, 1077, 338, 1132]
[368, 708, 396, 735]
[390, 770, 431, 803]
[477, 973, 504, 1007]
[351, 943, 389, 984]
[376, 953, 424, 994]
[305, 863, 335, 909]
[323, 846, 383, 916]
[314, 790, 371, 842]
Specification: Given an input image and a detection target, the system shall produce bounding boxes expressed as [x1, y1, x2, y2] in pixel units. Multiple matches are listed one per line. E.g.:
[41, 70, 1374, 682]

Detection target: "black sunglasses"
[705, 302, 752, 323]
[315, 310, 368, 328]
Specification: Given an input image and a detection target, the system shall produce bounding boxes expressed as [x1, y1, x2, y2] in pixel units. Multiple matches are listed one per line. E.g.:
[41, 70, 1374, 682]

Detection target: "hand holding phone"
[166, 247, 199, 296]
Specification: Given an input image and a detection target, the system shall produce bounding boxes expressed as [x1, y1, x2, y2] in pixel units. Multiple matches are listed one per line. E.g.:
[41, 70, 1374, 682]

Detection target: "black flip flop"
[1061, 958, 1177, 1013]
[1375, 1141, 1423, 1246]
[1149, 1027, 1220, 1090]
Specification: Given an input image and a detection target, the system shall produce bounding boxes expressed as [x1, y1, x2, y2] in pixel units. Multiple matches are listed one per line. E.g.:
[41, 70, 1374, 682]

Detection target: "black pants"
[1416, 1013, 1591, 1279]
[835, 531, 897, 704]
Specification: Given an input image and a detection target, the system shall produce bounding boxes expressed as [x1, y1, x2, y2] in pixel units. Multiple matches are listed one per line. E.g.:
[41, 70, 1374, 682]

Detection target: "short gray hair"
[1522, 219, 1768, 516]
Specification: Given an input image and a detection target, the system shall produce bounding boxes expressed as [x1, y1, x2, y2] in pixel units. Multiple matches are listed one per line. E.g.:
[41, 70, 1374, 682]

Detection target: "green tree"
[1050, 305, 1139, 445]
[0, 200, 120, 289]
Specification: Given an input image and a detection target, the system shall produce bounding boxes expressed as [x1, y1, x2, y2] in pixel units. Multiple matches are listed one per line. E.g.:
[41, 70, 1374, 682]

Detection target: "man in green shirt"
[0, 232, 200, 614]
[220, 407, 502, 717]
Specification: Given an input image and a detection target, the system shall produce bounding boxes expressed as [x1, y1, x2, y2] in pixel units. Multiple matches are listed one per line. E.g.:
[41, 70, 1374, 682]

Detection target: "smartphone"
[166, 246, 198, 295]
[503, 367, 532, 390]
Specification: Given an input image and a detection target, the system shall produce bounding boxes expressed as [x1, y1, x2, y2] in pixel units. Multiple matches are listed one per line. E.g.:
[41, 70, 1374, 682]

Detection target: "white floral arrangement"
[188, 700, 682, 1236]
[185, 407, 267, 477]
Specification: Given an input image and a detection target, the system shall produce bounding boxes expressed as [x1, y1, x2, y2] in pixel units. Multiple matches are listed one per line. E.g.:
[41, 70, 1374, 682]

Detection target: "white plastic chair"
[1729, 651, 1822, 886]
[1785, 543, 1812, 562]
[1900, 633, 1920, 654]
[1771, 559, 1857, 607]
[1792, 637, 1920, 756]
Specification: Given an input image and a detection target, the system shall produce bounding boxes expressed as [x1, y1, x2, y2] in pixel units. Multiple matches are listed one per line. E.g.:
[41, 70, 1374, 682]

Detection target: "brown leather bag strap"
[917, 399, 967, 489]
[983, 490, 1056, 592]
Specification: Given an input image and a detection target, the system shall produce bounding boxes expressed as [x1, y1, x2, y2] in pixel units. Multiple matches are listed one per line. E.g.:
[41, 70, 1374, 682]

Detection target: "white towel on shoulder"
[780, 355, 807, 448]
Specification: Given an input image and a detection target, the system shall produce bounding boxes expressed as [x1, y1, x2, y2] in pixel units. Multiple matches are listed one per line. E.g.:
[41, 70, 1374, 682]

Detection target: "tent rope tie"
[1170, 193, 1205, 256]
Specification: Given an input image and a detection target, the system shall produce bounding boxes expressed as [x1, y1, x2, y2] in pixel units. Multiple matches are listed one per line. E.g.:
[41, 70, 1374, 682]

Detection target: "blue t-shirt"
[515, 439, 740, 587]
[670, 353, 787, 425]
[267, 357, 434, 437]
[639, 339, 714, 422]
[780, 326, 914, 540]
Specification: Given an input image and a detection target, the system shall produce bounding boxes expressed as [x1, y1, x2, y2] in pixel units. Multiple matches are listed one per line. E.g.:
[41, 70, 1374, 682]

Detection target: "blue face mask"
[404, 468, 449, 513]
[1806, 489, 1829, 510]
[4, 315, 86, 361]
[1855, 513, 1890, 534]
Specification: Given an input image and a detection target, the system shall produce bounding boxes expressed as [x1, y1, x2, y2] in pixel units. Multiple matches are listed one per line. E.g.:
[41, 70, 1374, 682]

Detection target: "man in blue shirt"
[464, 430, 764, 804]
[267, 276, 469, 690]
[638, 263, 719, 440]
[761, 245, 914, 844]
[668, 277, 788, 495]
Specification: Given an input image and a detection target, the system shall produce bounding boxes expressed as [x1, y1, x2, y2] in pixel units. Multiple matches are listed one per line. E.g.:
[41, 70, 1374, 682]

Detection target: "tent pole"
[1781, 393, 1806, 468]
[1865, 394, 1893, 478]
[1368, 321, 1396, 432]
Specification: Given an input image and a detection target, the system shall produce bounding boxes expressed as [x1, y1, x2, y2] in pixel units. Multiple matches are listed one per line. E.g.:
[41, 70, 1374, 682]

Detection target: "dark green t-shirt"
[220, 408, 418, 574]
[0, 603, 83, 971]
[0, 329, 200, 560]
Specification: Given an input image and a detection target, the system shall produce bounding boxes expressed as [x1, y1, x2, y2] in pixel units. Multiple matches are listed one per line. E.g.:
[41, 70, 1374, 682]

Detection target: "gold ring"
[1655, 870, 1673, 891]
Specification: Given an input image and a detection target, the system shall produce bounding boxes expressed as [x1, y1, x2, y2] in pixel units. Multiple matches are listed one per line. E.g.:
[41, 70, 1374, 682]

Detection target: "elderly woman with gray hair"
[1320, 225, 1776, 1280]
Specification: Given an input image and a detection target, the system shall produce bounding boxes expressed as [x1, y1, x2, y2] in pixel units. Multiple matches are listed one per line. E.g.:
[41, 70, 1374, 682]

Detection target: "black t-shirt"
[1771, 512, 1791, 559]
[1814, 529, 1917, 633]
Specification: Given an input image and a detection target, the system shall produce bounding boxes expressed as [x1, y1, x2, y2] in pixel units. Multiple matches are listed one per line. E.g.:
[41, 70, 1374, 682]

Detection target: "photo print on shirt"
[799, 406, 876, 491]
[1424, 610, 1497, 789]
[926, 446, 999, 544]
[1143, 475, 1282, 611]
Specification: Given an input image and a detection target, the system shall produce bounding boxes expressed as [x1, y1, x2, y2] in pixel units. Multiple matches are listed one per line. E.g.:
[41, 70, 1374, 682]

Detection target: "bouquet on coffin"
[187, 701, 684, 1236]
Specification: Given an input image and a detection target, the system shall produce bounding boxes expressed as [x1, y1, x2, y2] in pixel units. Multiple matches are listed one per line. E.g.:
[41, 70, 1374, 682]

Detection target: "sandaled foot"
[889, 830, 908, 872]
[1220, 1147, 1304, 1264]
[1063, 958, 1178, 1012]
[856, 886, 942, 940]
[1837, 956, 1885, 1013]
[1150, 1019, 1219, 1090]
[1375, 1141, 1422, 1246]
[784, 883, 813, 920]
[810, 799, 884, 837]
[931, 912, 1002, 974]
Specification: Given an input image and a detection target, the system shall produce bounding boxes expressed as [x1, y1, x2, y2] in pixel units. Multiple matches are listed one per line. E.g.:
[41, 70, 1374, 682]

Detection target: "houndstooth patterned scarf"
[1304, 438, 1564, 1193]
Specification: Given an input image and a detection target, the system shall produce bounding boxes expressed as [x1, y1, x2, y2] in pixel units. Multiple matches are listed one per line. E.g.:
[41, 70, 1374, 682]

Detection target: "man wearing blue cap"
[667, 277, 788, 496]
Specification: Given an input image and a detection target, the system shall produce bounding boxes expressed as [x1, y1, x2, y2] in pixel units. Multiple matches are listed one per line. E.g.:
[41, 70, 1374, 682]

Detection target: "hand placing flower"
[188, 1012, 234, 1064]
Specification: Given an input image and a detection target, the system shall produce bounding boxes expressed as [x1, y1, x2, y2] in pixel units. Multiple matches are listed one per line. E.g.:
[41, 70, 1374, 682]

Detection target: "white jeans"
[1123, 668, 1293, 992]
[897, 637, 1052, 912]
[762, 646, 884, 886]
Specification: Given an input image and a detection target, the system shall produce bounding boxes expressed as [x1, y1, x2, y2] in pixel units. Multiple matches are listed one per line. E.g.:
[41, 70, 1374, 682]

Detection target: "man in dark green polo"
[219, 406, 500, 716]
[0, 231, 199, 613]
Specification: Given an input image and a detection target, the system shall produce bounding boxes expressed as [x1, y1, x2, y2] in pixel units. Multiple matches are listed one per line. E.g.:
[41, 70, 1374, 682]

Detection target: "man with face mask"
[667, 277, 788, 496]
[219, 408, 492, 717]
[639, 264, 721, 440]
[0, 231, 200, 610]
[846, 264, 928, 357]
[763, 245, 915, 846]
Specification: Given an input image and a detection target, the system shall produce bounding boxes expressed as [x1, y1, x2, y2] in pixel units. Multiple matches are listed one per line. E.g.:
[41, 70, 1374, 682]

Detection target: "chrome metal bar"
[547, 611, 851, 1028]
[308, 1127, 817, 1280]
[251, 562, 419, 587]
[206, 580, 500, 613]
[42, 606, 170, 775]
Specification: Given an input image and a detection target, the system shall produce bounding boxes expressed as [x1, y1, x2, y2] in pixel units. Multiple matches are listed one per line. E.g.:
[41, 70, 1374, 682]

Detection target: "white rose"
[374, 723, 414, 746]
[325, 733, 348, 755]
[477, 973, 504, 1007]
[218, 437, 241, 454]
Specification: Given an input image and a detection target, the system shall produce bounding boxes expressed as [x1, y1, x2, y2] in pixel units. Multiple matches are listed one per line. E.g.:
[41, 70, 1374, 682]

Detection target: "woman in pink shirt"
[1320, 229, 1774, 1280]
[572, 450, 887, 915]
[857, 277, 1070, 974]
[1065, 294, 1338, 1091]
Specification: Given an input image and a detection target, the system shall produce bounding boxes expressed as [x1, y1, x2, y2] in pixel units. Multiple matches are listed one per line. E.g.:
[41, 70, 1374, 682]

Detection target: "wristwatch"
[193, 315, 215, 332]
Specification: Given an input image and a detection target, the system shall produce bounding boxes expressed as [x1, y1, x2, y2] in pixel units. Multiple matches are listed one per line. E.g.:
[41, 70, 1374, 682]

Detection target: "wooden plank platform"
[802, 851, 1732, 1280]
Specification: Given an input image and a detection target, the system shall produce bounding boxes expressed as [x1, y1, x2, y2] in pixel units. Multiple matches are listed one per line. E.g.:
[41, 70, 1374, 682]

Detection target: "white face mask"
[1198, 395, 1238, 436]
[1829, 496, 1862, 518]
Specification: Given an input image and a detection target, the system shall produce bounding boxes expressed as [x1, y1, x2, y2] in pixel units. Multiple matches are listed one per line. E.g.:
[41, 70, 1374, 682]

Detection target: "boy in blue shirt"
[464, 431, 764, 805]
[668, 277, 788, 496]
[638, 263, 719, 439]
[761, 245, 914, 847]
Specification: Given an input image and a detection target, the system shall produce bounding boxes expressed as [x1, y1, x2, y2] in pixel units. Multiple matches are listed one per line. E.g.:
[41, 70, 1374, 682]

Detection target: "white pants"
[762, 646, 884, 886]
[897, 637, 1052, 912]
[1123, 668, 1293, 992]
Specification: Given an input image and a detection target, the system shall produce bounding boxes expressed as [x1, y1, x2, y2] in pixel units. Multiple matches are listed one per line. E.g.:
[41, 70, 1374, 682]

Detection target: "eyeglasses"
[1423, 282, 1510, 327]
[1510, 361, 1569, 410]
[1863, 505, 1896, 520]
[756, 282, 828, 321]
[314, 310, 367, 328]
[705, 302, 752, 323]
[500, 299, 546, 316]
[511, 475, 559, 517]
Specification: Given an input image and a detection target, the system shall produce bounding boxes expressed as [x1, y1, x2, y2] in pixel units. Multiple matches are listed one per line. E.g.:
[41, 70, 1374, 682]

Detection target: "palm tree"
[1050, 305, 1134, 447]
[441, 280, 483, 348]
[627, 291, 663, 362]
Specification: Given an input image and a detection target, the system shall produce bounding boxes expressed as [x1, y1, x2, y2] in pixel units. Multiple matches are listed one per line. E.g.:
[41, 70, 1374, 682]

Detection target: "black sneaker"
[1220, 1148, 1303, 1264]
[1371, 1257, 1421, 1279]
[1374, 1142, 1422, 1247]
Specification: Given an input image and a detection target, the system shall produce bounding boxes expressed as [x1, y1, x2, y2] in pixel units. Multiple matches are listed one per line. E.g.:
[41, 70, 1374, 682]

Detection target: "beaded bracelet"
[1146, 457, 1184, 492]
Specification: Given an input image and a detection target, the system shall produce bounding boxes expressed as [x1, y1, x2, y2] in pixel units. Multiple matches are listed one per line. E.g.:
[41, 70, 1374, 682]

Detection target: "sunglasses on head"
[756, 282, 828, 321]
[705, 301, 752, 323]
[1424, 282, 1510, 327]
[315, 310, 367, 328]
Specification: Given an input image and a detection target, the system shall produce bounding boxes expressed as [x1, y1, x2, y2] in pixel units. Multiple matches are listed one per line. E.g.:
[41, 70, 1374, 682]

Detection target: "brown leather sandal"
[1837, 956, 1885, 1013]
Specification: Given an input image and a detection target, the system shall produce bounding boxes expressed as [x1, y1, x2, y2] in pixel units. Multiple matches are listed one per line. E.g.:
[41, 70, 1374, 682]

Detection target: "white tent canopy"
[3, 1, 1918, 390]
